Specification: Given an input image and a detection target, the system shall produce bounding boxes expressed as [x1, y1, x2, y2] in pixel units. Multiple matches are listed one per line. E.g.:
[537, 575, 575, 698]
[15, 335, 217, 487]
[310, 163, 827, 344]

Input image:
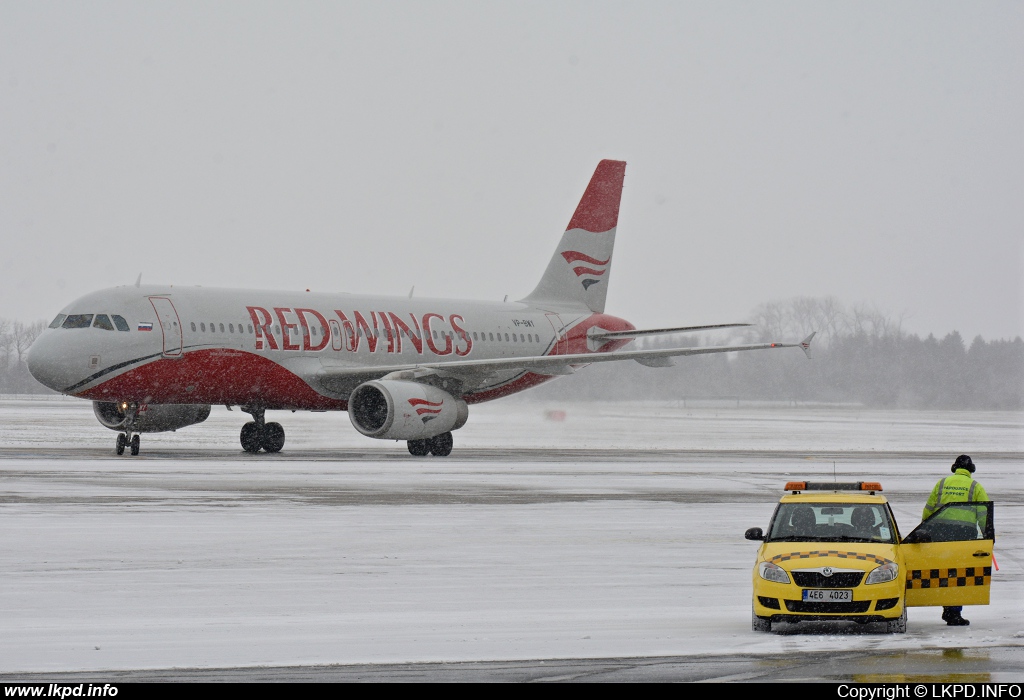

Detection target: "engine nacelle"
[349, 380, 468, 440]
[93, 401, 212, 433]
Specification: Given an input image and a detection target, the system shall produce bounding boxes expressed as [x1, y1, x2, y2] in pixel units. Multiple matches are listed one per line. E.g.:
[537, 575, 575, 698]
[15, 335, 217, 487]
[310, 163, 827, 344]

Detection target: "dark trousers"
[942, 606, 963, 619]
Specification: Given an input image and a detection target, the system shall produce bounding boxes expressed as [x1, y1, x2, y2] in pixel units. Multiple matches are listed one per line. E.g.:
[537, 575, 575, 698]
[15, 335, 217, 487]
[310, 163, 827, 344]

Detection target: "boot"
[942, 608, 970, 626]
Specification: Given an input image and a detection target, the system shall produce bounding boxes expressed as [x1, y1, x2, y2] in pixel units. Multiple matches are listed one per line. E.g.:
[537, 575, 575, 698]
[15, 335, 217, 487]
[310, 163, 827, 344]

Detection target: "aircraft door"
[329, 319, 343, 351]
[148, 297, 183, 358]
[902, 501, 994, 608]
[544, 313, 569, 355]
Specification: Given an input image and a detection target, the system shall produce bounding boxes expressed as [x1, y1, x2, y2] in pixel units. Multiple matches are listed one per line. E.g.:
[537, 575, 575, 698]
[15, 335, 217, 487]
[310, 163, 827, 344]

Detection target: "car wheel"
[885, 606, 907, 634]
[752, 607, 772, 633]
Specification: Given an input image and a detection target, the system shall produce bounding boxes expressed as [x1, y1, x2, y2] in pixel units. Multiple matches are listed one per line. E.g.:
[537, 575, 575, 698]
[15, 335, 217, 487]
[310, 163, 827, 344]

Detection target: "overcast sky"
[2, 1, 1021, 341]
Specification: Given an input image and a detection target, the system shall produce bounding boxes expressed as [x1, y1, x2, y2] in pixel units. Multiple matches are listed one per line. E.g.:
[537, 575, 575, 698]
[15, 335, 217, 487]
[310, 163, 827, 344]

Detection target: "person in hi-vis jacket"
[923, 454, 989, 626]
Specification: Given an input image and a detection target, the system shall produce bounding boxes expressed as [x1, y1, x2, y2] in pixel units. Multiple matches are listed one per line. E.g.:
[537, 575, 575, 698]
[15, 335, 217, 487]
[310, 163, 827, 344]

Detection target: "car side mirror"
[744, 527, 764, 541]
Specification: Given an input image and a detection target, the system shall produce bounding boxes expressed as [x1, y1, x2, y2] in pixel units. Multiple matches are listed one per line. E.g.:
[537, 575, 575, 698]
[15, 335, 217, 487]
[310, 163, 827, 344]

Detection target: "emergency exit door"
[149, 297, 183, 357]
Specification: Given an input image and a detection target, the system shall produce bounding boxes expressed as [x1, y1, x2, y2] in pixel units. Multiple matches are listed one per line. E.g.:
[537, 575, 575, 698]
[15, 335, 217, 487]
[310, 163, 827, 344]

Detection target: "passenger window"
[62, 314, 94, 329]
[219, 323, 225, 333]
[191, 322, 197, 332]
[201, 323, 206, 332]
[93, 314, 115, 331]
[489, 333, 494, 341]
[248, 324, 253, 333]
[229, 324, 234, 333]
[49, 314, 67, 329]
[504, 333, 509, 341]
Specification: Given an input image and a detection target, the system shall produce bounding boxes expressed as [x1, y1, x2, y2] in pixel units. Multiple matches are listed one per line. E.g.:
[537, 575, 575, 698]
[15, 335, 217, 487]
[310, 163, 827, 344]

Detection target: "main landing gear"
[407, 431, 453, 457]
[240, 407, 285, 454]
[115, 402, 141, 456]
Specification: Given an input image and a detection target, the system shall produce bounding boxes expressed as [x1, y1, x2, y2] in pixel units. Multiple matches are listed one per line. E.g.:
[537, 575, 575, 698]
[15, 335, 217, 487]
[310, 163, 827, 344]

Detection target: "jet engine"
[93, 401, 212, 433]
[349, 380, 468, 440]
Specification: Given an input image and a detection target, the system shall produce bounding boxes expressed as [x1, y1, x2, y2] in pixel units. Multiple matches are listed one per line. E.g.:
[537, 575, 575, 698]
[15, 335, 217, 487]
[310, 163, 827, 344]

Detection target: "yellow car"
[746, 481, 994, 633]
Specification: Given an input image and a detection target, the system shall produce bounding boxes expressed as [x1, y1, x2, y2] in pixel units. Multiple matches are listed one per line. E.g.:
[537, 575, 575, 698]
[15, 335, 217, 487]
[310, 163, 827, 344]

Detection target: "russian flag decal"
[138, 322, 154, 331]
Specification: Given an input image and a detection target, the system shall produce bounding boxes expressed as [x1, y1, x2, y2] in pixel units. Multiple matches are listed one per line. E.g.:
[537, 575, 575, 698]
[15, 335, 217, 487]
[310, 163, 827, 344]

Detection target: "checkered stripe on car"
[905, 567, 992, 590]
[769, 550, 891, 566]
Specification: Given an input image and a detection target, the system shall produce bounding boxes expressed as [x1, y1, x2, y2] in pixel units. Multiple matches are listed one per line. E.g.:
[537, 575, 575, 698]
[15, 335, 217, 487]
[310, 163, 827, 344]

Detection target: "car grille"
[785, 600, 872, 614]
[792, 571, 864, 588]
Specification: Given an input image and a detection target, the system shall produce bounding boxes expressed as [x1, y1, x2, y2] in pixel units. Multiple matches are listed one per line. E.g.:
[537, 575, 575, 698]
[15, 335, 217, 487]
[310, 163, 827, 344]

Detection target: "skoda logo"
[822, 567, 834, 577]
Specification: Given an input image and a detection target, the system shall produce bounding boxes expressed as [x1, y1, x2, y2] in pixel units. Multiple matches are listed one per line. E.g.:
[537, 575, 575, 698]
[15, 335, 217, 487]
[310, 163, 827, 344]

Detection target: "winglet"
[800, 332, 816, 359]
[135, 273, 142, 288]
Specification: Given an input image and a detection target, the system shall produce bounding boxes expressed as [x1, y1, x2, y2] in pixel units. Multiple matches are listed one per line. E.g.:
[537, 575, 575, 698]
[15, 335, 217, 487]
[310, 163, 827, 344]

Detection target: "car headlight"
[758, 561, 791, 584]
[865, 561, 899, 585]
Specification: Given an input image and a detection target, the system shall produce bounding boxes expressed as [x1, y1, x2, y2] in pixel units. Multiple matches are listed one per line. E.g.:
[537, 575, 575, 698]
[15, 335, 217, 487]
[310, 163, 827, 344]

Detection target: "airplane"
[26, 160, 814, 456]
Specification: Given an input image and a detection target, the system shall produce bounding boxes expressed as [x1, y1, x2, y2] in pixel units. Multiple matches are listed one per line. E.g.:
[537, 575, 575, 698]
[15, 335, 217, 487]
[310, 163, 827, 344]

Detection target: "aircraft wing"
[313, 333, 815, 395]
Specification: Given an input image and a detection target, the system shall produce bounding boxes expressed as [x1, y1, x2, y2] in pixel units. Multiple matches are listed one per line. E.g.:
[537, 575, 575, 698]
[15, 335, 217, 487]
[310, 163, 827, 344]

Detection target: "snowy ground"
[0, 397, 1021, 674]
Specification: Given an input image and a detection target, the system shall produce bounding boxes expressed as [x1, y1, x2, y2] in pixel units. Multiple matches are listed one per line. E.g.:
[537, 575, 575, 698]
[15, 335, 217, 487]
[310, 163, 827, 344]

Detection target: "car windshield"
[767, 502, 896, 544]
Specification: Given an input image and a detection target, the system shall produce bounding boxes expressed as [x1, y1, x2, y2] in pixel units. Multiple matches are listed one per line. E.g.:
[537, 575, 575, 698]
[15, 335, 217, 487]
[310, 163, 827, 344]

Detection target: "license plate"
[802, 589, 853, 602]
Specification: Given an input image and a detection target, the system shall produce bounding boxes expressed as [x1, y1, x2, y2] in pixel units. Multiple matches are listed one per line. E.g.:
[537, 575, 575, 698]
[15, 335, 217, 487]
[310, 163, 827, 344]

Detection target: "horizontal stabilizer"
[592, 322, 752, 341]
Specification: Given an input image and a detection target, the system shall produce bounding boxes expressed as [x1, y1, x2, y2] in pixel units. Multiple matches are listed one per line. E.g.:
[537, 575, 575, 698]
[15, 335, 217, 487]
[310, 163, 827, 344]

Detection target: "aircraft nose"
[26, 331, 66, 392]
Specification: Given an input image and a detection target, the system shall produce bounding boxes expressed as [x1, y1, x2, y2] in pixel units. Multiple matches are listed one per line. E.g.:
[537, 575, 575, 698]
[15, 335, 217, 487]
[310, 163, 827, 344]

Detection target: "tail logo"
[561, 251, 610, 291]
[408, 397, 443, 424]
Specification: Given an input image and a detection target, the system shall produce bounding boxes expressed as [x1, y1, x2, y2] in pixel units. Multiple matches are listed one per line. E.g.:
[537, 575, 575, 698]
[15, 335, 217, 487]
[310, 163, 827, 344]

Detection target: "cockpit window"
[62, 314, 94, 329]
[93, 314, 115, 331]
[111, 315, 130, 332]
[49, 314, 67, 329]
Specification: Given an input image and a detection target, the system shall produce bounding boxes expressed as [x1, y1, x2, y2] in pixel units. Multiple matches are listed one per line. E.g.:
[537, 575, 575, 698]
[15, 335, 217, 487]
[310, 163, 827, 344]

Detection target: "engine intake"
[93, 401, 212, 433]
[349, 380, 468, 440]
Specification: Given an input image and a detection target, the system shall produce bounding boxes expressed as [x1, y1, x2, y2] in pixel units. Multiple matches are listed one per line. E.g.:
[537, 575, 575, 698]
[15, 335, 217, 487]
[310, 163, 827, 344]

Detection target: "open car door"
[902, 501, 994, 608]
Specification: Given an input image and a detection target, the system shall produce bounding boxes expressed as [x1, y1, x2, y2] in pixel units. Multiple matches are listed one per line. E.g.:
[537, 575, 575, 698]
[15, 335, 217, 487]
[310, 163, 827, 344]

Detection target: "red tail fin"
[521, 160, 626, 314]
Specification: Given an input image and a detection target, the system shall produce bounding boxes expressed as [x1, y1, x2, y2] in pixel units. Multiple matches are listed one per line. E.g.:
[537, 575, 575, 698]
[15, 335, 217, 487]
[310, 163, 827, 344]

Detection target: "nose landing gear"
[240, 406, 286, 454]
[114, 403, 141, 456]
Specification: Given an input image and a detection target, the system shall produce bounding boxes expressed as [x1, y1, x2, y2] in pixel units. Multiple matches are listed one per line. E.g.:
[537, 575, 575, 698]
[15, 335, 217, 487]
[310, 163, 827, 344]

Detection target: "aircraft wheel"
[240, 422, 262, 453]
[407, 439, 429, 456]
[116, 434, 126, 456]
[427, 431, 453, 457]
[262, 422, 285, 453]
[130, 434, 140, 456]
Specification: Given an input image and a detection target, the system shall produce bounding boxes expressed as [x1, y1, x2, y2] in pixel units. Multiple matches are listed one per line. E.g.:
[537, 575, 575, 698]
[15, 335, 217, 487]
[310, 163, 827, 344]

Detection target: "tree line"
[530, 297, 1024, 410]
[0, 319, 46, 394]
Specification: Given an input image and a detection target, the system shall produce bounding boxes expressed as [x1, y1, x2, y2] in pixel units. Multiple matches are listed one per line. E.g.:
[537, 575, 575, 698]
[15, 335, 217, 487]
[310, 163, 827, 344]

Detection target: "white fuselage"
[27, 284, 635, 410]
